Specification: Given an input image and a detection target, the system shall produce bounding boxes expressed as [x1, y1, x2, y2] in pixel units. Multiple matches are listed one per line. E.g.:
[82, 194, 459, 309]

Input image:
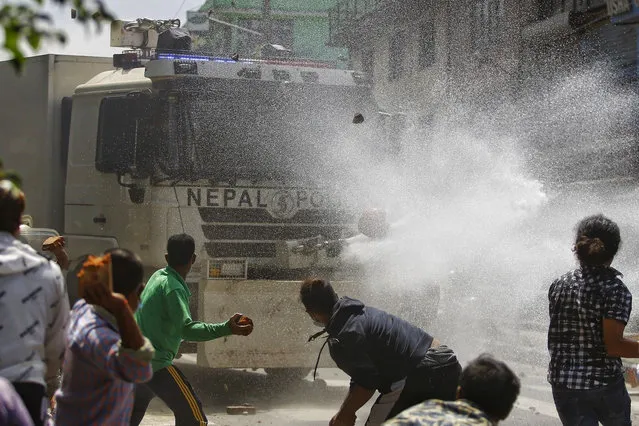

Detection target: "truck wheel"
[265, 368, 312, 382]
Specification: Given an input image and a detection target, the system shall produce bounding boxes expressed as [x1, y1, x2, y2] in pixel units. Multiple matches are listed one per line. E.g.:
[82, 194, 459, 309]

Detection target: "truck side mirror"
[95, 95, 154, 178]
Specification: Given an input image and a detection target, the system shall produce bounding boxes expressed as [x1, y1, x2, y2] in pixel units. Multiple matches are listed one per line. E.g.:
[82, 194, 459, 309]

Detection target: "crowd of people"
[0, 168, 637, 426]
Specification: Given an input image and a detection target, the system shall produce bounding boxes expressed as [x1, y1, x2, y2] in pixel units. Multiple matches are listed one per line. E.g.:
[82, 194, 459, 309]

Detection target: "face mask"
[313, 320, 326, 328]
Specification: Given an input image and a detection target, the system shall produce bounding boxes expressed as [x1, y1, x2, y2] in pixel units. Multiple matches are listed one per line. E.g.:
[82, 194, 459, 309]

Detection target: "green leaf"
[10, 54, 25, 73]
[1, 1, 116, 72]
[4, 26, 19, 53]
[27, 31, 41, 50]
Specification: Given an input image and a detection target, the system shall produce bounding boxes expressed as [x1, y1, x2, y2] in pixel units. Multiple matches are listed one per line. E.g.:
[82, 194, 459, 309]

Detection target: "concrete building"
[519, 1, 636, 87]
[328, 0, 639, 182]
[195, 0, 348, 63]
[328, 1, 535, 116]
[327, 1, 636, 110]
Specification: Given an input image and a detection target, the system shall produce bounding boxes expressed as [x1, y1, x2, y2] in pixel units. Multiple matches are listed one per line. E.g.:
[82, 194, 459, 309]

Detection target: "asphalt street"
[137, 355, 610, 426]
[140, 300, 639, 425]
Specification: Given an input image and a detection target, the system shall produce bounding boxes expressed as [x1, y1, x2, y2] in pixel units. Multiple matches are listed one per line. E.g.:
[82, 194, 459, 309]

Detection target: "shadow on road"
[174, 362, 348, 413]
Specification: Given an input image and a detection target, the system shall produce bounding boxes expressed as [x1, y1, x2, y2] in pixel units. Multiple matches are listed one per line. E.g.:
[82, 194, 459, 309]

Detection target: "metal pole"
[208, 16, 265, 37]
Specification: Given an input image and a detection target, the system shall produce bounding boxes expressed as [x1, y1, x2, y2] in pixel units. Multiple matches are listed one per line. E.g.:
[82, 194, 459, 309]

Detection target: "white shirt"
[0, 232, 69, 390]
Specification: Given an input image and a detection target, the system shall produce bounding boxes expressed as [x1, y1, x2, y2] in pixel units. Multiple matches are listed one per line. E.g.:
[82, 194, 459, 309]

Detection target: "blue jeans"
[552, 377, 631, 426]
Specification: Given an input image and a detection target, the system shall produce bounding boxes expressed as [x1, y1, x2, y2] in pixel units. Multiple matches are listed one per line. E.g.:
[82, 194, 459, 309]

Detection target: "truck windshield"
[153, 80, 380, 183]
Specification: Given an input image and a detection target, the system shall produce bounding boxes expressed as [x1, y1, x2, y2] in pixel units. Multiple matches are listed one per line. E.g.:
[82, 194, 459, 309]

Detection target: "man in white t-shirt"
[0, 179, 70, 426]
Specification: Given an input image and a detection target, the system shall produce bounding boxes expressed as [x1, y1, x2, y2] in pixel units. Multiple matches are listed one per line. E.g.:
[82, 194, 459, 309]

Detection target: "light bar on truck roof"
[156, 53, 237, 63]
[155, 52, 336, 68]
[145, 55, 361, 86]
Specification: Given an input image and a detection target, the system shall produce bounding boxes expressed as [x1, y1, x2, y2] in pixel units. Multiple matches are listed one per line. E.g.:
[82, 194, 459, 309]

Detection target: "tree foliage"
[1, 0, 115, 72]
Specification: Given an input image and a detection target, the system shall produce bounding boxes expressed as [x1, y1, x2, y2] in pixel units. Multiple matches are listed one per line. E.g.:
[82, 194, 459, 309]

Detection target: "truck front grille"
[199, 207, 354, 260]
[204, 242, 277, 258]
[202, 224, 344, 241]
[198, 207, 353, 224]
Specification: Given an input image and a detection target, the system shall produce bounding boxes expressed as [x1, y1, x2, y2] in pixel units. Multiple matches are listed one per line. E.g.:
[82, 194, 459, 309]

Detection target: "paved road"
[139, 356, 639, 426]
[137, 356, 562, 425]
[139, 300, 639, 425]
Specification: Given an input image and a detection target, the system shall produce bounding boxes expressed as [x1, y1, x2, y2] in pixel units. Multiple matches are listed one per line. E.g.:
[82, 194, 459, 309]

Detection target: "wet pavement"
[138, 303, 639, 426]
[139, 356, 639, 426]
[138, 327, 639, 426]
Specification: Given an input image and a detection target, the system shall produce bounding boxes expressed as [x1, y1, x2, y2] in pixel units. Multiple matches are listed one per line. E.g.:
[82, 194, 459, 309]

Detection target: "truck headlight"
[207, 259, 247, 280]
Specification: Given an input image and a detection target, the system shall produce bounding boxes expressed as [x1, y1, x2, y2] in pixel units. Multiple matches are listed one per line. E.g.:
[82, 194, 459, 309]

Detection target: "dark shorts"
[13, 382, 47, 426]
[552, 376, 631, 426]
[366, 345, 462, 425]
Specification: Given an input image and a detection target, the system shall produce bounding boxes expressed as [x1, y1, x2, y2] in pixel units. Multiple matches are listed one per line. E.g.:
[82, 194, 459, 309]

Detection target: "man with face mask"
[300, 278, 461, 426]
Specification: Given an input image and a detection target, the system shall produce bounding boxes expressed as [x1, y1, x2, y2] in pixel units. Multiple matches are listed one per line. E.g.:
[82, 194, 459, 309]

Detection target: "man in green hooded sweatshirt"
[130, 233, 253, 426]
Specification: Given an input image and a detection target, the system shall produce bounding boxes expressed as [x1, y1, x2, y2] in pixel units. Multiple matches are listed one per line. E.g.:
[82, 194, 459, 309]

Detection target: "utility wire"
[174, 0, 190, 20]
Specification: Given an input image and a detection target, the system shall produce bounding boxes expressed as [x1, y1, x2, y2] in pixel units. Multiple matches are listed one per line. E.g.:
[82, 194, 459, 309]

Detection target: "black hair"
[104, 248, 144, 297]
[0, 180, 25, 234]
[458, 354, 521, 421]
[574, 214, 621, 266]
[300, 278, 339, 315]
[167, 233, 196, 267]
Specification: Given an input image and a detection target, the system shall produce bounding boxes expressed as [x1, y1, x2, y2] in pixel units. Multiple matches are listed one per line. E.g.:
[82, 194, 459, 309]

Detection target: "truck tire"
[265, 368, 312, 382]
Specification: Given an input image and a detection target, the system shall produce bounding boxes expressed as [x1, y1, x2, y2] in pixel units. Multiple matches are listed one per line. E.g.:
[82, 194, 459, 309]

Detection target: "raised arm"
[81, 283, 153, 383]
[165, 288, 232, 341]
[43, 264, 70, 396]
[602, 283, 636, 358]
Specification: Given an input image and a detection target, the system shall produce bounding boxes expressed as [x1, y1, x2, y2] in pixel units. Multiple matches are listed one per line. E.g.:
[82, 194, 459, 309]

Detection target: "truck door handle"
[93, 215, 107, 224]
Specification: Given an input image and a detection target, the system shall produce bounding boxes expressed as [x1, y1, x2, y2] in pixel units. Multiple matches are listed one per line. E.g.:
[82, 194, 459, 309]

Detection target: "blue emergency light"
[155, 53, 238, 63]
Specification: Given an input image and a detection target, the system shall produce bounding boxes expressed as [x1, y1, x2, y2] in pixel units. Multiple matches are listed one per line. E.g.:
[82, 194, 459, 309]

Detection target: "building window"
[472, 0, 503, 51]
[418, 19, 436, 69]
[388, 31, 406, 81]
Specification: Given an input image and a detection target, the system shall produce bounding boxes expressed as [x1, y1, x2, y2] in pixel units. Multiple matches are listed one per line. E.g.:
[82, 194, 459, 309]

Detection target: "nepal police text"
[186, 188, 326, 208]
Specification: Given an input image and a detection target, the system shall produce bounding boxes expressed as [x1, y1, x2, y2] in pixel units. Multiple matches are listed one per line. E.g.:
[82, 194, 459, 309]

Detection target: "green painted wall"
[293, 17, 335, 61]
[200, 0, 336, 12]
[197, 0, 347, 64]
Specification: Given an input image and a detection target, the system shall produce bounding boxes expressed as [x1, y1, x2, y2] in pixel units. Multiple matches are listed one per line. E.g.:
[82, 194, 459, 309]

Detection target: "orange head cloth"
[77, 253, 113, 298]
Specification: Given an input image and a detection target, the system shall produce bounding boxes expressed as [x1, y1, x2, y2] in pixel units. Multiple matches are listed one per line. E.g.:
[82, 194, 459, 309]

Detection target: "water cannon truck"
[0, 18, 439, 378]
